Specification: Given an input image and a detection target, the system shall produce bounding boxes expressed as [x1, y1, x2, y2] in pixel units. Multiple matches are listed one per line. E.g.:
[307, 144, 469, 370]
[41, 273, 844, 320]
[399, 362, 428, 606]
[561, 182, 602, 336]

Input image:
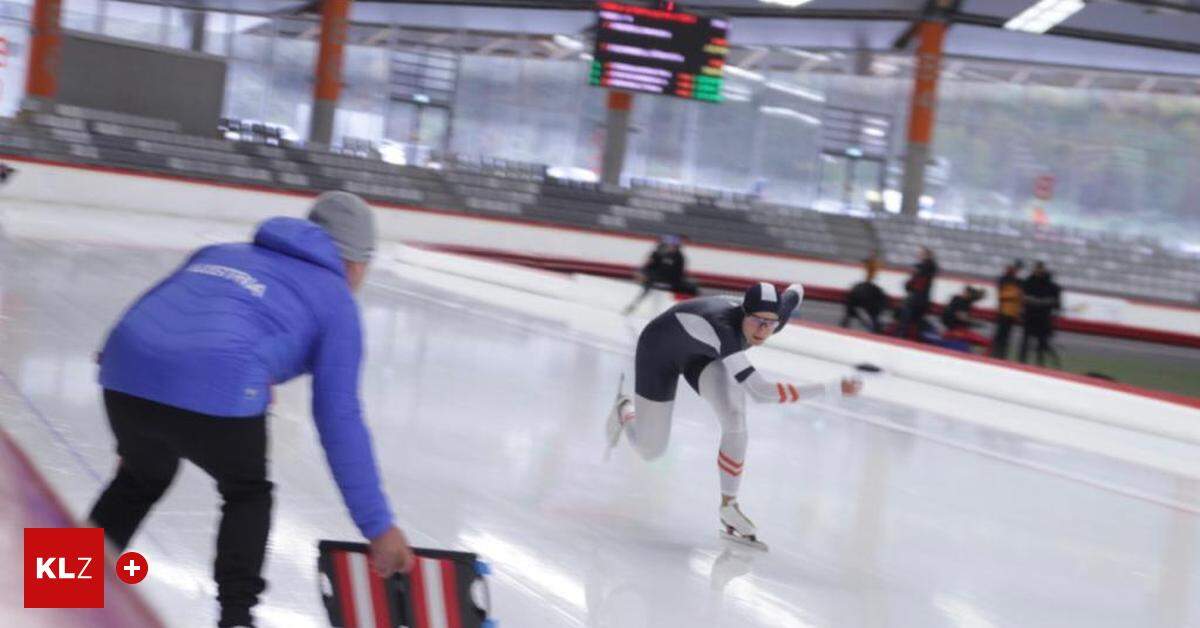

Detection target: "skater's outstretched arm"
[723, 352, 860, 403]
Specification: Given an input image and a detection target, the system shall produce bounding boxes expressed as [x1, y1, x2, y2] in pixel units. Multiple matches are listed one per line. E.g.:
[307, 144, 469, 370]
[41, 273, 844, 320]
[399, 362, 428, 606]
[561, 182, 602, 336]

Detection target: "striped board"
[318, 540, 494, 628]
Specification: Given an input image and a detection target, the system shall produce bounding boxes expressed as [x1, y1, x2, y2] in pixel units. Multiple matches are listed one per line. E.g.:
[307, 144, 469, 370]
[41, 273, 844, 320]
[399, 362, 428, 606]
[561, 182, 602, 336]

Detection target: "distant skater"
[624, 235, 699, 314]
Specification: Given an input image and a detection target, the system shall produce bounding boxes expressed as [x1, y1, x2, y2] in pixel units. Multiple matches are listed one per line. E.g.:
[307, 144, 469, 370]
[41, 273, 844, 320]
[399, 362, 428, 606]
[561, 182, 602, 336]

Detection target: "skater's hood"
[253, 217, 346, 277]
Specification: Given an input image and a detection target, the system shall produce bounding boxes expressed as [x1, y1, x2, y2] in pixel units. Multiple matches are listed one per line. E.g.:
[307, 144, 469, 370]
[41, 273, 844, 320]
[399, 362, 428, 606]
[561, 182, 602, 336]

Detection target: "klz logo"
[35, 556, 95, 579]
[24, 528, 105, 608]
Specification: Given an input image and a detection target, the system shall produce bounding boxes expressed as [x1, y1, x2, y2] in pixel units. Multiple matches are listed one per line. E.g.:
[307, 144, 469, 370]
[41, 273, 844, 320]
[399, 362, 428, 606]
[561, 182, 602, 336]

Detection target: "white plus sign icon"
[115, 551, 148, 584]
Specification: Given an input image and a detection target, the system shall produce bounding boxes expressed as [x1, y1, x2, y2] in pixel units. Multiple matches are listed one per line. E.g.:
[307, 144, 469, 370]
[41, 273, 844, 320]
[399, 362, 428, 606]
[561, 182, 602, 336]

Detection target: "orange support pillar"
[309, 0, 351, 145]
[900, 21, 946, 216]
[24, 0, 63, 105]
[600, 90, 633, 186]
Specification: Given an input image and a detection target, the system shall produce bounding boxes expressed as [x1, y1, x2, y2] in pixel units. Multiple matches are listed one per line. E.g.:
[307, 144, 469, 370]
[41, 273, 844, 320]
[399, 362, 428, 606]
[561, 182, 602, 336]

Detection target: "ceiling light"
[759, 0, 814, 7]
[724, 65, 765, 82]
[765, 81, 825, 102]
[1004, 0, 1086, 34]
[783, 48, 830, 62]
[759, 106, 821, 125]
[553, 34, 584, 50]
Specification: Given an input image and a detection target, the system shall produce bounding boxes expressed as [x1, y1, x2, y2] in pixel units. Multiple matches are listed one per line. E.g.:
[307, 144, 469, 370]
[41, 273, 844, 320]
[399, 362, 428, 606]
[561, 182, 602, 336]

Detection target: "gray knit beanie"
[308, 191, 376, 263]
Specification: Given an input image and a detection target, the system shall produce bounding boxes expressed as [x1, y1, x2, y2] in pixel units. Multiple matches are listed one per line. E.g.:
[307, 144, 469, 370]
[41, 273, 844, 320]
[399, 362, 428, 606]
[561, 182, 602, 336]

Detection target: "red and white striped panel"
[330, 550, 393, 628]
[406, 556, 464, 628]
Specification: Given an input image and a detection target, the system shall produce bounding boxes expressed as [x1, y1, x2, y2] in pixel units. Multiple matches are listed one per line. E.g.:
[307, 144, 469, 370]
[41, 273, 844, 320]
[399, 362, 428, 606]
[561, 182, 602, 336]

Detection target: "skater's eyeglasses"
[746, 315, 780, 332]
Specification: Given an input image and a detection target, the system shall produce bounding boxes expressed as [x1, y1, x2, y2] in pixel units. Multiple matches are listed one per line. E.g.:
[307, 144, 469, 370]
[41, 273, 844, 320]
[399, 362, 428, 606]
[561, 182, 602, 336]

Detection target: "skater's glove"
[839, 376, 863, 397]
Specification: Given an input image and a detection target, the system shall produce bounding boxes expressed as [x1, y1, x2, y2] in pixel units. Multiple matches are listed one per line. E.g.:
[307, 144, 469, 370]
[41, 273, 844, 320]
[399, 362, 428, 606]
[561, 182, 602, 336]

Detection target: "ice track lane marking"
[810, 400, 1200, 515]
[0, 369, 106, 486]
[0, 368, 187, 561]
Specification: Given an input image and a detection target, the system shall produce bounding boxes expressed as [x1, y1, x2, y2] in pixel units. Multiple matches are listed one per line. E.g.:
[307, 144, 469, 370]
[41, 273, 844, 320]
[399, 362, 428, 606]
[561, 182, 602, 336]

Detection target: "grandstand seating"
[3, 104, 1198, 305]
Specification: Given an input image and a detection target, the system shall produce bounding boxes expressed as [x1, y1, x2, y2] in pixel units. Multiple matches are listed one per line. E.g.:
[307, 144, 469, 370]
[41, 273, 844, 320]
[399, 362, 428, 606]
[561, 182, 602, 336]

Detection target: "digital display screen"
[589, 2, 729, 103]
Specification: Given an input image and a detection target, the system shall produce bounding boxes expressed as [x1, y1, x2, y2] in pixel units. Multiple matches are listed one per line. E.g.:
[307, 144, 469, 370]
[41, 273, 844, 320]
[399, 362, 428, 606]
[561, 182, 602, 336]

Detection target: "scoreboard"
[589, 2, 729, 103]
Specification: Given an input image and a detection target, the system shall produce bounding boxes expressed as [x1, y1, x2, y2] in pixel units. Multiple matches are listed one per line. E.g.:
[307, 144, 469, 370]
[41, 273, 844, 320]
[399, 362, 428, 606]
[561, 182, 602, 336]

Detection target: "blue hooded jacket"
[99, 217, 393, 539]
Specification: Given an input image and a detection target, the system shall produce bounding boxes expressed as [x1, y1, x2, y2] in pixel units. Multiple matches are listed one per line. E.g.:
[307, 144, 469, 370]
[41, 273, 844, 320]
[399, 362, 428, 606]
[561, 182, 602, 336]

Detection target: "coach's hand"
[841, 377, 863, 397]
[369, 526, 415, 577]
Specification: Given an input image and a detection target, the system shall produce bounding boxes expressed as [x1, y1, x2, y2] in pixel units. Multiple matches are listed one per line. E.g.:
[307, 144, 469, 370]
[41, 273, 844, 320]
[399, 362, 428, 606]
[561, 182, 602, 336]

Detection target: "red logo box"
[24, 528, 105, 608]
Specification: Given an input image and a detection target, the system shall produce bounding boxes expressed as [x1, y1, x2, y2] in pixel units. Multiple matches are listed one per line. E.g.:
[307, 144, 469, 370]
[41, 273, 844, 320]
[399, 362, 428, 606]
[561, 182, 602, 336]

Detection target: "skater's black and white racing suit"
[633, 294, 825, 404]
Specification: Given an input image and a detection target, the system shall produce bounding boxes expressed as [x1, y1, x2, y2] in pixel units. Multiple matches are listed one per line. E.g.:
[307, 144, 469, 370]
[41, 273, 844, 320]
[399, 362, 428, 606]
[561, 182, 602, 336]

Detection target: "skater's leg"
[840, 303, 856, 328]
[626, 395, 674, 460]
[697, 361, 748, 501]
[89, 390, 181, 550]
[623, 282, 653, 314]
[698, 363, 763, 549]
[848, 306, 871, 331]
[627, 330, 680, 460]
[867, 308, 883, 334]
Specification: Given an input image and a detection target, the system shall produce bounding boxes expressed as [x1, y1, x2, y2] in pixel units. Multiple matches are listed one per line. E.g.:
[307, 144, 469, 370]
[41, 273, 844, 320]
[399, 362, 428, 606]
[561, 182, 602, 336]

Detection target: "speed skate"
[720, 528, 768, 552]
[719, 499, 768, 551]
[604, 373, 629, 460]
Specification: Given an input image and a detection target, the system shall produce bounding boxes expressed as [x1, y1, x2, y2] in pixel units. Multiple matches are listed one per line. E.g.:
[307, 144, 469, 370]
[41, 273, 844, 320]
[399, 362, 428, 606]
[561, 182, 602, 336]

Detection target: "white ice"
[2, 203, 1199, 628]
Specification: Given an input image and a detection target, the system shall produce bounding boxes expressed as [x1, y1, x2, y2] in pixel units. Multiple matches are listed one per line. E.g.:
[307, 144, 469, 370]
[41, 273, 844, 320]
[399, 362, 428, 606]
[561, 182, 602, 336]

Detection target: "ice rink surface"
[2, 205, 1199, 628]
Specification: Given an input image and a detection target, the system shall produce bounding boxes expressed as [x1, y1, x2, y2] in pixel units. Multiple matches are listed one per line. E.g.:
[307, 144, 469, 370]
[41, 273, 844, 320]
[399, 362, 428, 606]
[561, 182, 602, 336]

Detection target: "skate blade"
[720, 530, 768, 552]
[603, 374, 627, 462]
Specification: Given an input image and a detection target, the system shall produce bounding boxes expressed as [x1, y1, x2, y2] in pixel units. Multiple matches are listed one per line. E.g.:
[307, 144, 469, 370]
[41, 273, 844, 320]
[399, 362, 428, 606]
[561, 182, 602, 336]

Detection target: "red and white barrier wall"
[0, 424, 164, 626]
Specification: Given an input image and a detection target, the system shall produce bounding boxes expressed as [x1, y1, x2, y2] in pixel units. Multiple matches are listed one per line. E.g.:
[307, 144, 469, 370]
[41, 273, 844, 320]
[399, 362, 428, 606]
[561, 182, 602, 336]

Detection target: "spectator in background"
[842, 250, 888, 333]
[1045, 269, 1064, 363]
[990, 260, 1024, 359]
[894, 247, 938, 340]
[863, 249, 881, 282]
[941, 286, 991, 352]
[623, 235, 699, 314]
[1019, 261, 1063, 367]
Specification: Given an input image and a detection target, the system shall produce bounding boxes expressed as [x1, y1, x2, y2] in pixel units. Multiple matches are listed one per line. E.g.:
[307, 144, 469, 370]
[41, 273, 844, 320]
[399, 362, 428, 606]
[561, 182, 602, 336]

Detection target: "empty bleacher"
[2, 105, 1198, 306]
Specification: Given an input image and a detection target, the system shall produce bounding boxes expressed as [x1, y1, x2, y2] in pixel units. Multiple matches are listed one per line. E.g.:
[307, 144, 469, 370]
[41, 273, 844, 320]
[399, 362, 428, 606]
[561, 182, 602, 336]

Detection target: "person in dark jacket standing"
[88, 192, 413, 628]
[1019, 261, 1062, 367]
[990, 260, 1024, 359]
[895, 247, 938, 340]
[623, 235, 699, 314]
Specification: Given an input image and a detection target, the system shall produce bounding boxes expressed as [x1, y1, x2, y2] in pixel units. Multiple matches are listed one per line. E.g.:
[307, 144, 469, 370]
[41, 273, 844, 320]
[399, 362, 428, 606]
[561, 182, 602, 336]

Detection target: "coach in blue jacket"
[89, 191, 413, 628]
